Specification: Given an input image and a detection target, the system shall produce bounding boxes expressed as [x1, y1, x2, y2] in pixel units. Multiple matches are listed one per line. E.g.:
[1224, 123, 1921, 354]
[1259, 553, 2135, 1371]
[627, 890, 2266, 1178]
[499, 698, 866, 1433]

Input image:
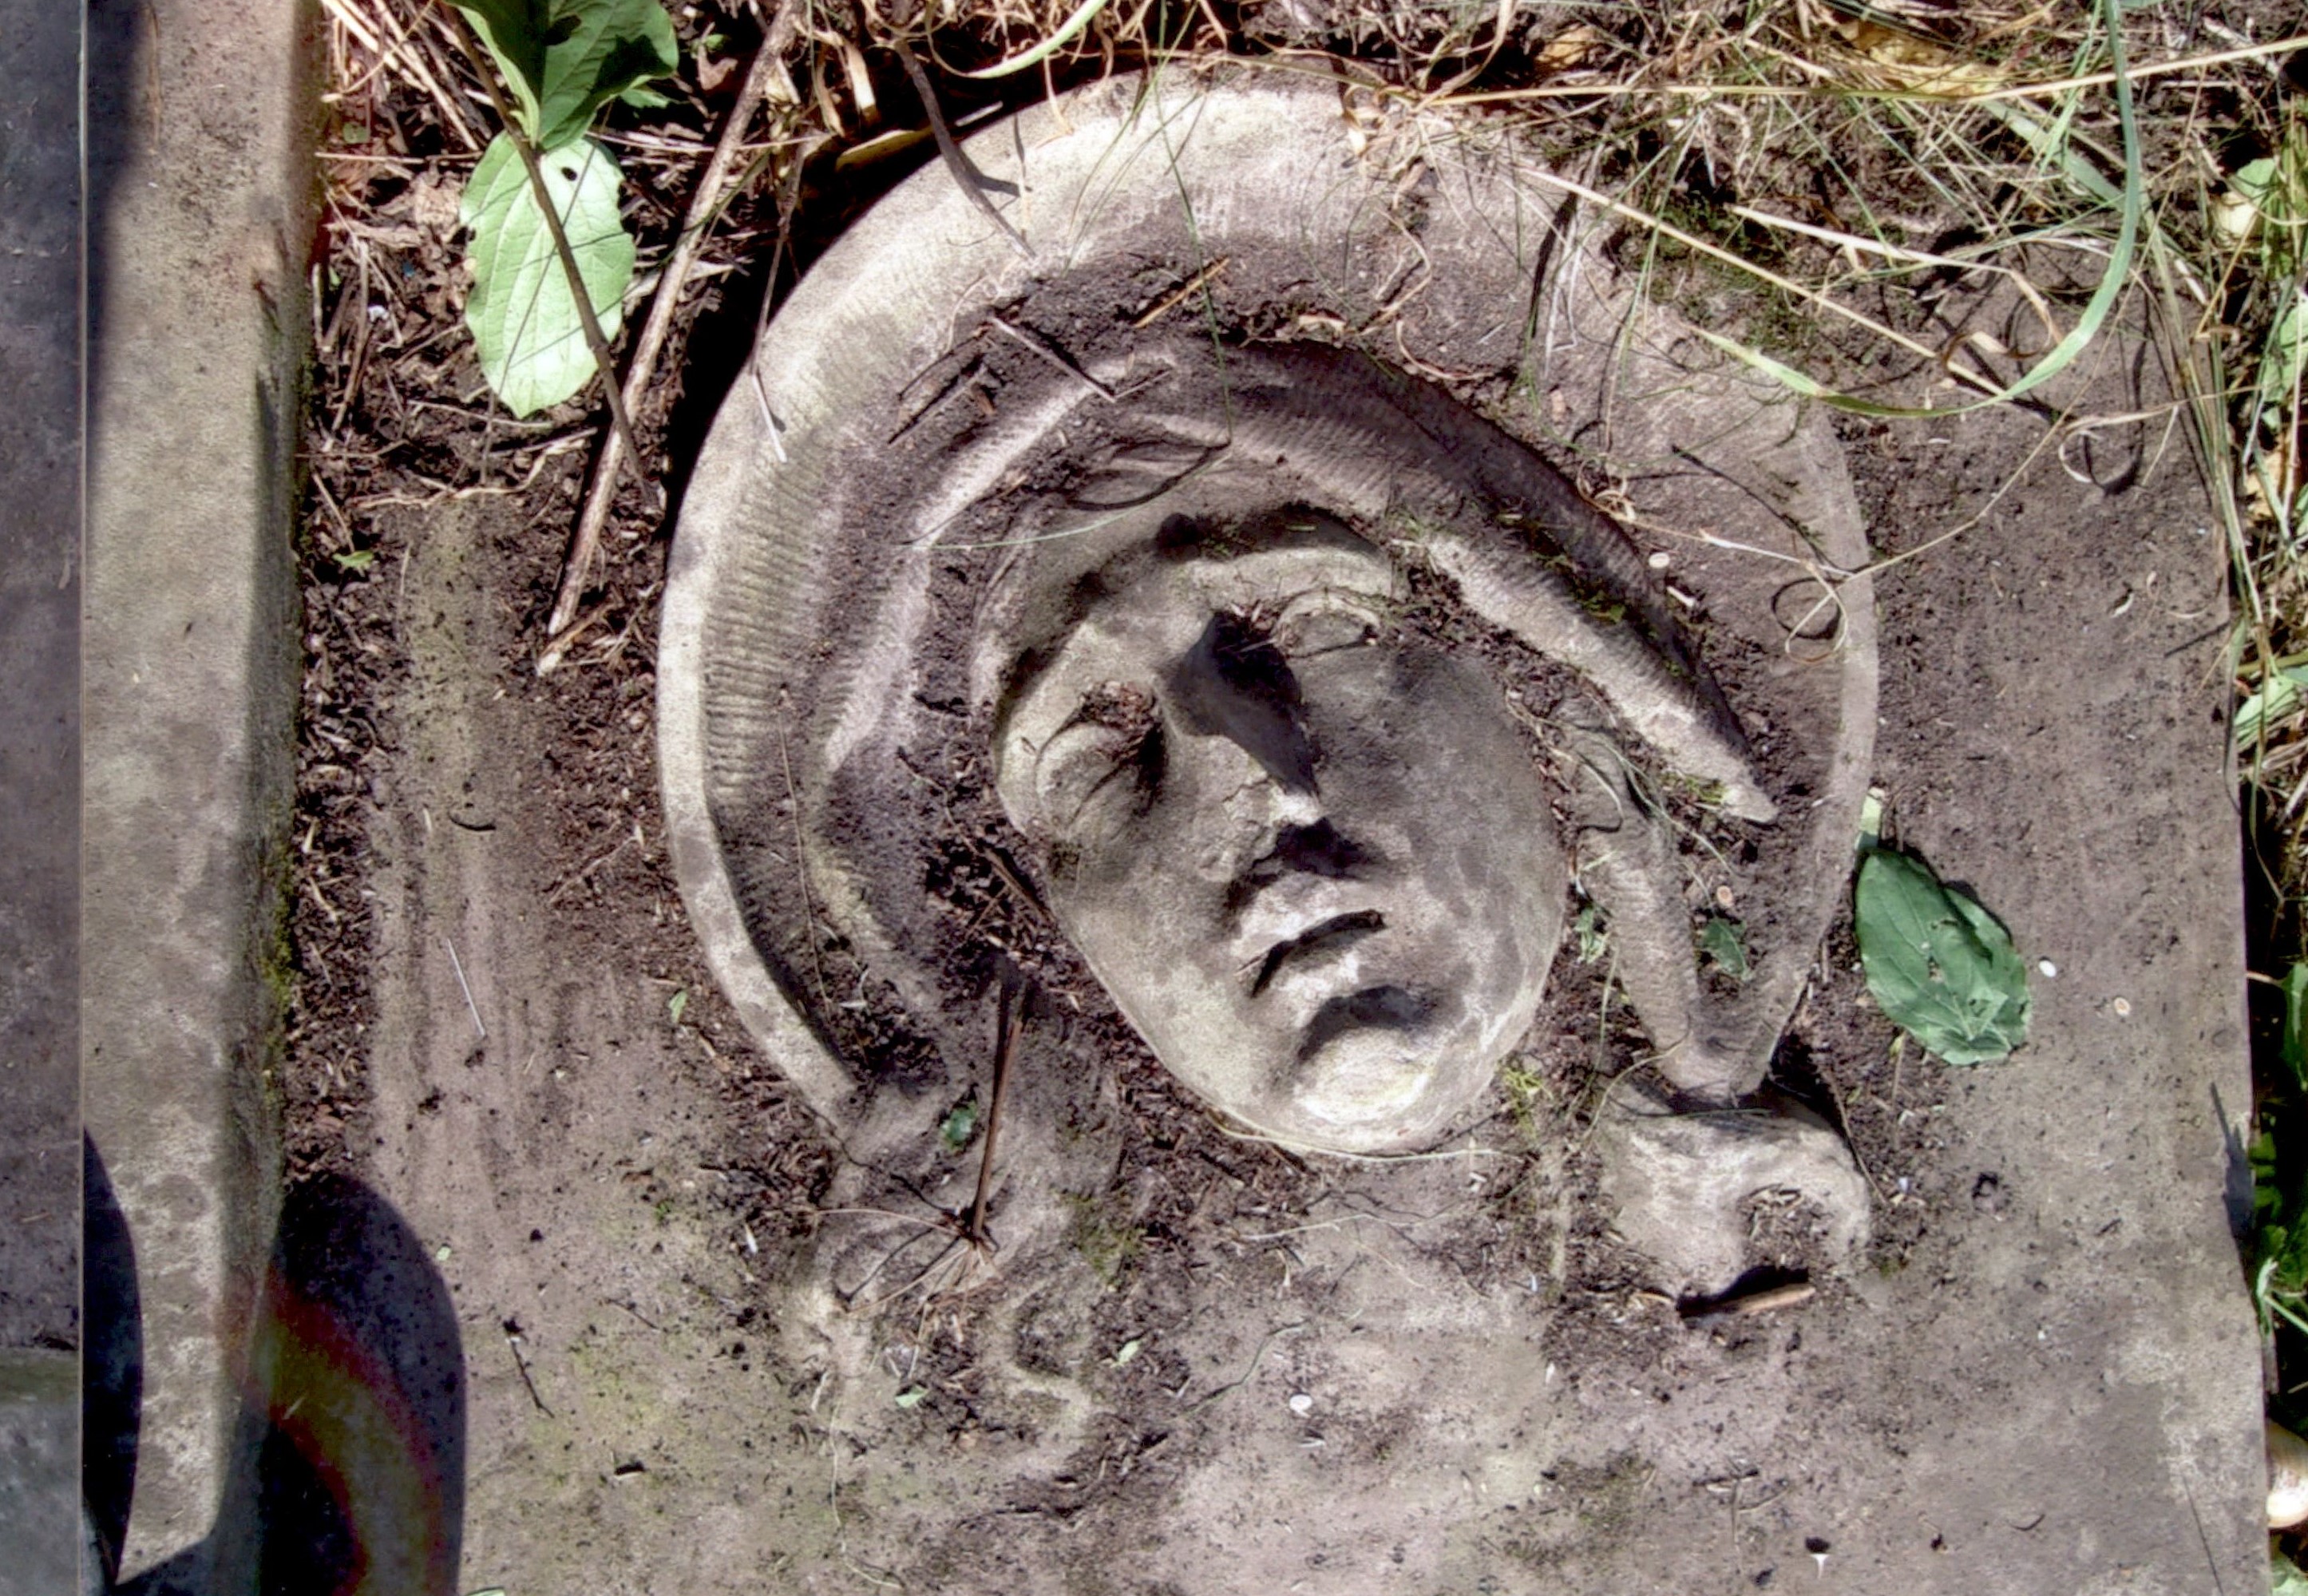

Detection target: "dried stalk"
[540, 38, 792, 665]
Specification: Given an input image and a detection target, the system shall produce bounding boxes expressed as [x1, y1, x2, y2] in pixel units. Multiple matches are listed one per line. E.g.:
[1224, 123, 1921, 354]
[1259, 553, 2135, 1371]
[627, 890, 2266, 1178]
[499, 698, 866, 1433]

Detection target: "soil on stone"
[287, 147, 1955, 1531]
[272, 9, 2240, 1588]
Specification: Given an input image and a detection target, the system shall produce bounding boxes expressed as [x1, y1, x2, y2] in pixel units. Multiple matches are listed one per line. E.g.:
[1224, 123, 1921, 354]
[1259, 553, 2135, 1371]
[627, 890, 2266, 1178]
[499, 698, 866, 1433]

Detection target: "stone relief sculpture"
[659, 74, 1880, 1467]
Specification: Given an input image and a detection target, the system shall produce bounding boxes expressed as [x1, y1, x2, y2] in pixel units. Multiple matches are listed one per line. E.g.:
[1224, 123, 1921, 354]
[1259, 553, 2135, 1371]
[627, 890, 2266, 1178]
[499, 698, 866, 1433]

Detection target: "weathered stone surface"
[0, 0, 83, 1358]
[0, 1352, 79, 1596]
[1596, 1080, 1871, 1297]
[0, 0, 84, 1585]
[82, 0, 313, 1583]
[313, 69, 2260, 1596]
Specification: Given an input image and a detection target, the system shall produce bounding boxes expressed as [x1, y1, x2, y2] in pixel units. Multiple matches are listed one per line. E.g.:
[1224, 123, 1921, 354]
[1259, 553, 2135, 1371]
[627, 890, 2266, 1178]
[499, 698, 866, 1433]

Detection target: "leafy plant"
[449, 0, 678, 415]
[1853, 848, 2030, 1066]
[1573, 902, 1607, 964]
[461, 137, 634, 415]
[2252, 1125, 2308, 1336]
[2285, 962, 2308, 1091]
[940, 1096, 980, 1152]
[1699, 915, 1749, 982]
[2276, 1549, 2308, 1596]
[2240, 664, 2308, 756]
[453, 0, 677, 150]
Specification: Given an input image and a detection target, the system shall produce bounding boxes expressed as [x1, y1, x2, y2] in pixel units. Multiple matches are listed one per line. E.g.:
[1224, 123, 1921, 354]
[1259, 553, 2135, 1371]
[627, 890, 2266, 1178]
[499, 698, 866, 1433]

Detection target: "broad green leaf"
[1699, 916, 1750, 982]
[451, 0, 678, 149]
[451, 0, 552, 136]
[2276, 1549, 2308, 1596]
[1853, 849, 2030, 1065]
[893, 1384, 928, 1408]
[2235, 156, 2282, 207]
[461, 133, 632, 417]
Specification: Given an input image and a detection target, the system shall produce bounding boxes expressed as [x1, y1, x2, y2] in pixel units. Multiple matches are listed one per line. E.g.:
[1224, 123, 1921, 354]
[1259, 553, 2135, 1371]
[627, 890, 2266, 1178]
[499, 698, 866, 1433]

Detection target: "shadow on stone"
[252, 1174, 465, 1596]
[84, 1136, 141, 1587]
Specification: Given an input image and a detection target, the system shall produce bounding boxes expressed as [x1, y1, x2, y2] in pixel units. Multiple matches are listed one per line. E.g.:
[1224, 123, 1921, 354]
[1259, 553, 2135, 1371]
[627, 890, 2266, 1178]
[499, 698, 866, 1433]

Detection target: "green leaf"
[461, 133, 633, 417]
[450, 0, 678, 149]
[940, 1098, 980, 1152]
[2235, 156, 2281, 207]
[2286, 964, 2308, 1091]
[451, 0, 551, 136]
[2275, 1548, 2308, 1596]
[893, 1384, 928, 1408]
[667, 988, 688, 1025]
[1699, 916, 1750, 982]
[331, 549, 376, 574]
[1574, 903, 1607, 964]
[2264, 292, 2308, 416]
[1853, 849, 2031, 1065]
[2238, 666, 2308, 754]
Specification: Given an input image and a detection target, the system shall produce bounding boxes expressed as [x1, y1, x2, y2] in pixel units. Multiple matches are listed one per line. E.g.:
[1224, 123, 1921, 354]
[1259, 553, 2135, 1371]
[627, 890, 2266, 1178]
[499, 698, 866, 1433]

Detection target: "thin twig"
[1132, 256, 1229, 329]
[892, 37, 1032, 258]
[964, 977, 1023, 1247]
[1185, 1321, 1307, 1411]
[504, 1325, 553, 1414]
[439, 6, 642, 479]
[988, 315, 1115, 399]
[542, 36, 788, 660]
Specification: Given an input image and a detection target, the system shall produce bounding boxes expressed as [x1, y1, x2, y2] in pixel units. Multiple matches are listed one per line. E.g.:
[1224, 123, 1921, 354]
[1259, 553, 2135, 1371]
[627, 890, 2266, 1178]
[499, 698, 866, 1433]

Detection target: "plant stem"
[892, 37, 1032, 259]
[542, 36, 788, 664]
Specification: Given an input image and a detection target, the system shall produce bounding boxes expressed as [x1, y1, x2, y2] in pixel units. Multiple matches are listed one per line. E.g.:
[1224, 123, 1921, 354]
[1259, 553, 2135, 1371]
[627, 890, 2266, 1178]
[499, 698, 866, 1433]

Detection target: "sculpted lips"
[1248, 910, 1384, 997]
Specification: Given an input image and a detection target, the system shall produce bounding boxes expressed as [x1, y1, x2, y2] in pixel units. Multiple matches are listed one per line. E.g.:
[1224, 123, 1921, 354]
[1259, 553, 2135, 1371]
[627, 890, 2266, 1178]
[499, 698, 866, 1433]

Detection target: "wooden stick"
[540, 36, 790, 663]
[964, 978, 1023, 1248]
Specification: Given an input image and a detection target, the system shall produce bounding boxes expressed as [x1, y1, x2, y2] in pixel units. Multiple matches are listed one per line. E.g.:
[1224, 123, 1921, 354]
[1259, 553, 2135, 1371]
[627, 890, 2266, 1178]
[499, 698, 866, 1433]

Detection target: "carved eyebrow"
[1032, 713, 1164, 831]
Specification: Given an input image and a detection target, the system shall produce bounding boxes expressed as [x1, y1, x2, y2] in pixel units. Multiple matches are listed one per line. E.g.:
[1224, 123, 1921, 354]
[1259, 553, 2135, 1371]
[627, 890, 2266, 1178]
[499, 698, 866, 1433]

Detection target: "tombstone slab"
[345, 70, 2263, 1595]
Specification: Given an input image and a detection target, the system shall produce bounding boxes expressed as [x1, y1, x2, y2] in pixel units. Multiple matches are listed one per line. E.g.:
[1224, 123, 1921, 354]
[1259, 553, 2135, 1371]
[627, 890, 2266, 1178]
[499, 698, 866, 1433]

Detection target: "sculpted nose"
[1166, 612, 1317, 797]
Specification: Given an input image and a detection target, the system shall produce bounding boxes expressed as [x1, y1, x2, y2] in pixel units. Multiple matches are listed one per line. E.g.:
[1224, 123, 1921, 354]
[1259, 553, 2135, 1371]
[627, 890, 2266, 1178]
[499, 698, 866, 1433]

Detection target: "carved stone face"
[995, 513, 1566, 1153]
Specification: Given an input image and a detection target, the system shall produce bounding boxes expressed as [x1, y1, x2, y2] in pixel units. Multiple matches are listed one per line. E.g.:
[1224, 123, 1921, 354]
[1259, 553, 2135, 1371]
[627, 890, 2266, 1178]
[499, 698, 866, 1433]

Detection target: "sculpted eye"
[1034, 683, 1162, 834]
[1272, 590, 1386, 659]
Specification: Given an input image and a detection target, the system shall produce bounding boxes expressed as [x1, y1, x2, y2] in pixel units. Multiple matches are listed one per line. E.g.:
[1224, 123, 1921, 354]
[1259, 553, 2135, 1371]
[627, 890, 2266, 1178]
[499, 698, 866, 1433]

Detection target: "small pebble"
[2112, 997, 2131, 1017]
[2037, 960, 2058, 978]
[1647, 550, 1671, 570]
[1288, 1392, 1314, 1416]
